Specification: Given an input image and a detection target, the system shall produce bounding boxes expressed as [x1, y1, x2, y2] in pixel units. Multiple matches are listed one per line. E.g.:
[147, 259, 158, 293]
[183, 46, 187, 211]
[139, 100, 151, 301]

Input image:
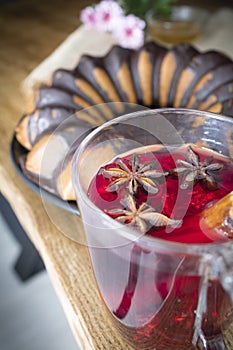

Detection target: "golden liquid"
[148, 20, 202, 44]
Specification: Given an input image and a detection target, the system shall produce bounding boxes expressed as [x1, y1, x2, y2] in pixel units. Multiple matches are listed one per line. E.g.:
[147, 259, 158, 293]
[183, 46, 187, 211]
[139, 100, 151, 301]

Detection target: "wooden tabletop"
[0, 1, 233, 350]
[0, 1, 132, 349]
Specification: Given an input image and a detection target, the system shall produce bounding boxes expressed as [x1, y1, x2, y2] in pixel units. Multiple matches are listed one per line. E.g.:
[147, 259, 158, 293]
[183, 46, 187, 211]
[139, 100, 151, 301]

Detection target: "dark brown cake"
[15, 41, 233, 201]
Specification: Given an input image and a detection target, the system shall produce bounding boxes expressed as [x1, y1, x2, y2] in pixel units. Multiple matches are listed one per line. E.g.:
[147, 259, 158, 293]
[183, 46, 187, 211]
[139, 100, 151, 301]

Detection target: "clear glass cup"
[72, 108, 233, 350]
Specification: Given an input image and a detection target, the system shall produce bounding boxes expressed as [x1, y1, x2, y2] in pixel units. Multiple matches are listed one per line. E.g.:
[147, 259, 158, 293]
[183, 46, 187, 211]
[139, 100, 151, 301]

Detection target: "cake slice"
[16, 108, 74, 150]
[129, 41, 167, 107]
[101, 45, 137, 104]
[174, 51, 232, 108]
[186, 63, 233, 109]
[52, 68, 106, 106]
[197, 81, 233, 111]
[21, 118, 91, 200]
[159, 43, 198, 107]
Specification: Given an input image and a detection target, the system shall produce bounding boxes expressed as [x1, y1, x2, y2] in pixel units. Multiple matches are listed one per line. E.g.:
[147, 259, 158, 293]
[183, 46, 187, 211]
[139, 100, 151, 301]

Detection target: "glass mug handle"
[193, 251, 233, 350]
[192, 191, 233, 348]
[218, 248, 233, 302]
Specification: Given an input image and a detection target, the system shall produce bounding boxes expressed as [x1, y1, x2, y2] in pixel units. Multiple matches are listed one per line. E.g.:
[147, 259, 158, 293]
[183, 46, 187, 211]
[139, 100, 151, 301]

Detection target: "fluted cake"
[15, 41, 233, 201]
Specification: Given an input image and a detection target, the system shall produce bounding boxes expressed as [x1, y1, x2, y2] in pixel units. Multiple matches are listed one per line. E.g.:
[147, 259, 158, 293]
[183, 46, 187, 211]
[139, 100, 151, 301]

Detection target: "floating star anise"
[105, 194, 182, 234]
[102, 154, 167, 195]
[170, 146, 225, 190]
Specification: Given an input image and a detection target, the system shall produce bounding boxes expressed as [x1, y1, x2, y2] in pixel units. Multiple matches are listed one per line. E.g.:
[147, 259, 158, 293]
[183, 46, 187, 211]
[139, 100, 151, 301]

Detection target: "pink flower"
[80, 2, 146, 49]
[95, 0, 124, 32]
[112, 15, 146, 49]
[80, 6, 97, 29]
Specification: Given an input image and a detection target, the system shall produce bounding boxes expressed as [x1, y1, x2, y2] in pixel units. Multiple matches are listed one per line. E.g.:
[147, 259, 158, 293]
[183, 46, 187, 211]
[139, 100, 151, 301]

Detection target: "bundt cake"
[15, 41, 233, 201]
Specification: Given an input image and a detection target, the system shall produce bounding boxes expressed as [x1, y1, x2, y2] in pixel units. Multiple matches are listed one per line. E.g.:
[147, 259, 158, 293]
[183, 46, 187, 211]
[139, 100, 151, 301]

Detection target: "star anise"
[105, 194, 182, 234]
[102, 153, 167, 195]
[170, 146, 225, 190]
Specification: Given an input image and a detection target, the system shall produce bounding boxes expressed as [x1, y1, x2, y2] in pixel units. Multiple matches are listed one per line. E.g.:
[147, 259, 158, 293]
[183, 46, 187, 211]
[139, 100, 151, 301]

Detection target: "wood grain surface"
[0, 0, 131, 349]
[0, 1, 233, 349]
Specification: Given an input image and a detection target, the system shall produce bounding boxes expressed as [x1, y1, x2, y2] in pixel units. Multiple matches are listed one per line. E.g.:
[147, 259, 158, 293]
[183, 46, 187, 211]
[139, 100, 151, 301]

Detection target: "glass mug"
[72, 108, 233, 350]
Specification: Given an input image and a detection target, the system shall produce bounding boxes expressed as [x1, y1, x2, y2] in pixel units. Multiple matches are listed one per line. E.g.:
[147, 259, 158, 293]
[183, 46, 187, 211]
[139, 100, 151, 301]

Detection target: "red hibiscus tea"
[87, 144, 233, 349]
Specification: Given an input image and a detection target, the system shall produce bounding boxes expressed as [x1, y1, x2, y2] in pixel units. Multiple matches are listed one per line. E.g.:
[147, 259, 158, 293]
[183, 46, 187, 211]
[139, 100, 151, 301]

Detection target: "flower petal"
[80, 7, 97, 28]
[205, 163, 224, 172]
[186, 146, 199, 166]
[140, 212, 182, 228]
[143, 169, 166, 178]
[105, 208, 127, 215]
[105, 178, 128, 192]
[130, 153, 140, 173]
[202, 156, 214, 167]
[116, 158, 131, 173]
[138, 177, 159, 194]
[121, 194, 137, 212]
[128, 179, 138, 194]
[180, 170, 197, 189]
[176, 159, 194, 169]
[131, 217, 148, 234]
[202, 174, 219, 191]
[102, 167, 128, 178]
[139, 161, 158, 172]
[116, 215, 130, 224]
[112, 15, 145, 49]
[95, 0, 124, 32]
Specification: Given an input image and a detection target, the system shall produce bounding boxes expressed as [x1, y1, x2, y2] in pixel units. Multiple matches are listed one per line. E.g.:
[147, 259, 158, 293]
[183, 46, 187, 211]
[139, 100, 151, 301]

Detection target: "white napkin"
[21, 26, 116, 96]
[195, 8, 233, 58]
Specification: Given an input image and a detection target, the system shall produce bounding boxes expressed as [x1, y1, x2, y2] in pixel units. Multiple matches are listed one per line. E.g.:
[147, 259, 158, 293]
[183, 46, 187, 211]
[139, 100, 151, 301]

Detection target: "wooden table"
[0, 1, 132, 349]
[1, 1, 233, 349]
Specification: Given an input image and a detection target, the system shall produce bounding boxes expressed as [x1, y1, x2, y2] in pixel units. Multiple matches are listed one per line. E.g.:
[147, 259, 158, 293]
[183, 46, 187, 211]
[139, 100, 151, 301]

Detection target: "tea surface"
[88, 144, 233, 244]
